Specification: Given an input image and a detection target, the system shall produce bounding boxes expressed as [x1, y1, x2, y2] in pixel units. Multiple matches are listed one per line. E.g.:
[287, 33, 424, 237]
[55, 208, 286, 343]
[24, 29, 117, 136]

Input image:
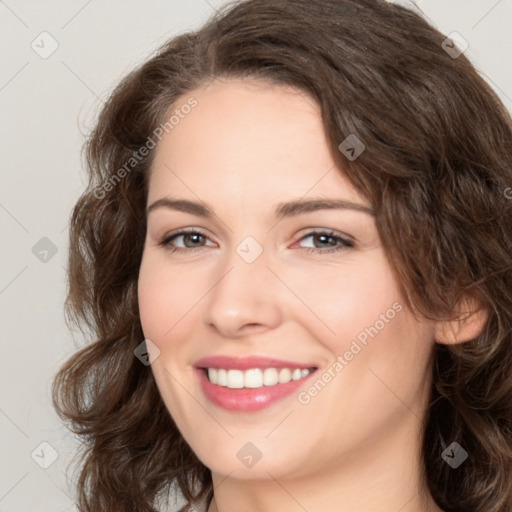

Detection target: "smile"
[194, 355, 318, 412]
[205, 367, 313, 388]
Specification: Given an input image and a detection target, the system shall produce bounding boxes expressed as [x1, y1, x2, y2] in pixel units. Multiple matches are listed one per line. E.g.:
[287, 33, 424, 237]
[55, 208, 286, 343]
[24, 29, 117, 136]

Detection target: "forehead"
[148, 78, 365, 208]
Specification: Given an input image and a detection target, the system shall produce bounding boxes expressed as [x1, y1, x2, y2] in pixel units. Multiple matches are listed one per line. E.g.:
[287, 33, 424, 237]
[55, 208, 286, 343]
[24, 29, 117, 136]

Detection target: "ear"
[434, 295, 488, 345]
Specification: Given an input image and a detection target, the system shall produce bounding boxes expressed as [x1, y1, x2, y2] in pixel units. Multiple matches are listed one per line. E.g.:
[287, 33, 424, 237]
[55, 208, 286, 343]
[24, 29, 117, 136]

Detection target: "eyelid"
[157, 226, 355, 255]
[158, 227, 216, 248]
[293, 229, 355, 253]
[295, 226, 355, 243]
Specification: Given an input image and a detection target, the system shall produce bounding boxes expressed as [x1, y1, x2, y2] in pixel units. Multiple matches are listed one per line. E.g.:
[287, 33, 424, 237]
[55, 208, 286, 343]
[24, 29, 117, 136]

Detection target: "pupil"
[187, 234, 202, 246]
[317, 234, 334, 247]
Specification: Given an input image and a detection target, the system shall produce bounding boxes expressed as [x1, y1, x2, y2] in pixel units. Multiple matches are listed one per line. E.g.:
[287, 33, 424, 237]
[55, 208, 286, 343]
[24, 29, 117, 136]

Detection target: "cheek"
[138, 255, 183, 344]
[281, 252, 402, 350]
[138, 265, 165, 342]
[137, 252, 215, 353]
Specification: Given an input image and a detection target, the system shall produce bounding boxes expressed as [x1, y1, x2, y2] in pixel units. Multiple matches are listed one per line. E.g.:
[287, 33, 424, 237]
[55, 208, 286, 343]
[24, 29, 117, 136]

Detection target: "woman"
[52, 0, 512, 511]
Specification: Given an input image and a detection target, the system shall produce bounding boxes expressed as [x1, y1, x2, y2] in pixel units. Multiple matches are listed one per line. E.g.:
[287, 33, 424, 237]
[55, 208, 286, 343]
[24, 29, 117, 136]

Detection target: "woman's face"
[138, 78, 437, 481]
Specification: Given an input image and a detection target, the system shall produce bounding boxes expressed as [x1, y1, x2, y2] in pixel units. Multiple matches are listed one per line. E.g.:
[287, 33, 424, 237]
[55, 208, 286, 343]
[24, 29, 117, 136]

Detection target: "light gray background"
[1, 1, 511, 511]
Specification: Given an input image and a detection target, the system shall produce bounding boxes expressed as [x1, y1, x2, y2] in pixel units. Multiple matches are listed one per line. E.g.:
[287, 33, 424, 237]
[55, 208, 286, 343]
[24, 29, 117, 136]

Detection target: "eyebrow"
[146, 197, 375, 219]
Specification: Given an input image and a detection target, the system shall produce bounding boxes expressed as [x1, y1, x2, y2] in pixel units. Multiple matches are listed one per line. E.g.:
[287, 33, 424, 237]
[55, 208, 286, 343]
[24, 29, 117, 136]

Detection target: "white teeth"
[279, 368, 292, 383]
[292, 368, 302, 380]
[217, 368, 227, 386]
[263, 368, 278, 386]
[208, 368, 217, 384]
[205, 367, 313, 388]
[227, 369, 244, 389]
[244, 368, 263, 388]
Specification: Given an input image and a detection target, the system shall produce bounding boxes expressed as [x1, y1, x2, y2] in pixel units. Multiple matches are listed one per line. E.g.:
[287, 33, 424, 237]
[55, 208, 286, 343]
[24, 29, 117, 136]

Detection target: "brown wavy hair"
[52, 0, 512, 511]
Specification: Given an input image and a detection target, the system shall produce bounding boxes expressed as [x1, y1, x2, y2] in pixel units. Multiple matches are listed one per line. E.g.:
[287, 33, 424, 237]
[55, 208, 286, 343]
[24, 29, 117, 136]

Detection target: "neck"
[207, 412, 443, 512]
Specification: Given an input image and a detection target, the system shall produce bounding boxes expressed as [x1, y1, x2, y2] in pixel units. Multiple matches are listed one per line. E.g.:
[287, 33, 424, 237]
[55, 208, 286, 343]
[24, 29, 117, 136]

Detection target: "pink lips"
[194, 355, 317, 412]
[195, 355, 315, 370]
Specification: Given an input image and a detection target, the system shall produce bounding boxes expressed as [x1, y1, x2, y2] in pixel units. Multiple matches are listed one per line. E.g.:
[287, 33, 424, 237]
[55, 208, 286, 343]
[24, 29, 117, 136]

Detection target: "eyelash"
[157, 228, 354, 255]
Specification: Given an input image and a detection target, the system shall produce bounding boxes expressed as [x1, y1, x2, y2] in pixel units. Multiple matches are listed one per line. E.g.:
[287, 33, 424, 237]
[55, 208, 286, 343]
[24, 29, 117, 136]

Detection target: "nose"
[201, 246, 283, 339]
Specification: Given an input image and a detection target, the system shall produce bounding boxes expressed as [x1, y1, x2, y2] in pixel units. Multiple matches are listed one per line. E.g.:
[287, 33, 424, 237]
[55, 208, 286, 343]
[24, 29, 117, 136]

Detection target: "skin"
[137, 78, 485, 512]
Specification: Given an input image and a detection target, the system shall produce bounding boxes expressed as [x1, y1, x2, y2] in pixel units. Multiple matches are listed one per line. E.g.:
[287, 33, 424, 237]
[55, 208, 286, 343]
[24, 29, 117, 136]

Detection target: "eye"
[157, 228, 354, 255]
[158, 228, 215, 253]
[295, 230, 354, 254]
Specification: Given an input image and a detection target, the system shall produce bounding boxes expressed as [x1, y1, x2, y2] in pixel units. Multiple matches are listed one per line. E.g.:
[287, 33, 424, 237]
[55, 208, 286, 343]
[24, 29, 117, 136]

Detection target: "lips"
[195, 355, 317, 370]
[194, 355, 318, 412]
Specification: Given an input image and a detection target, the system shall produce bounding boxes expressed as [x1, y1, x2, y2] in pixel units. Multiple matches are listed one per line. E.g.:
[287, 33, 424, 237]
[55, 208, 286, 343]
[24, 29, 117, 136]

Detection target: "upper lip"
[194, 355, 318, 370]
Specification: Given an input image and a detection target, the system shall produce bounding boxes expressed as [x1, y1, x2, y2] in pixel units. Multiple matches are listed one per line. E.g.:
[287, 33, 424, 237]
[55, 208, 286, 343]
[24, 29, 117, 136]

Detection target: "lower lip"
[195, 368, 316, 412]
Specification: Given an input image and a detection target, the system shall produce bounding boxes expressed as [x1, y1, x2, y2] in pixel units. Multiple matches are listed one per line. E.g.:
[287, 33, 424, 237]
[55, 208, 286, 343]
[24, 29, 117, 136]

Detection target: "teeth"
[263, 368, 278, 386]
[208, 368, 218, 385]
[217, 368, 227, 386]
[292, 368, 302, 380]
[206, 367, 313, 388]
[244, 368, 263, 388]
[279, 368, 292, 383]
